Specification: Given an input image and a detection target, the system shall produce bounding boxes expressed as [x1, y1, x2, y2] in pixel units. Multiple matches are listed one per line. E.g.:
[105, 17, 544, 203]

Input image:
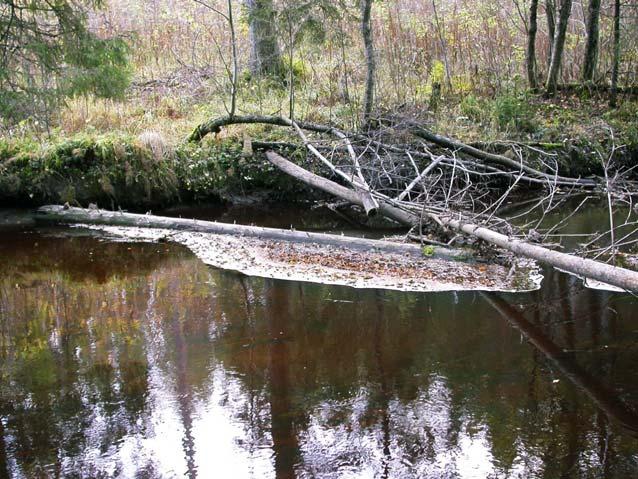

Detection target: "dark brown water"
[1, 214, 638, 478]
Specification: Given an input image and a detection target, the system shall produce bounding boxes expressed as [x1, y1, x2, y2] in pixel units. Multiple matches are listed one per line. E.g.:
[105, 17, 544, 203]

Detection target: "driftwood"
[266, 151, 416, 226]
[265, 151, 638, 292]
[35, 205, 456, 259]
[185, 114, 638, 291]
[188, 114, 335, 143]
[188, 114, 599, 191]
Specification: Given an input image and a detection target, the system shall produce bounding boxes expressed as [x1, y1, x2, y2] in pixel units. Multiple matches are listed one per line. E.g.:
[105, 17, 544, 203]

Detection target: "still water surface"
[0, 207, 637, 478]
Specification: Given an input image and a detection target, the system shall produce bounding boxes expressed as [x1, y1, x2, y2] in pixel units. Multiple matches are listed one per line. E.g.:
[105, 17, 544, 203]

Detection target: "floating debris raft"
[81, 225, 542, 293]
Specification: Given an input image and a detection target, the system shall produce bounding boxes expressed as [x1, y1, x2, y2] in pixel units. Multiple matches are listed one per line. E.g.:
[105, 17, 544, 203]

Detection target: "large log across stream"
[35, 205, 457, 259]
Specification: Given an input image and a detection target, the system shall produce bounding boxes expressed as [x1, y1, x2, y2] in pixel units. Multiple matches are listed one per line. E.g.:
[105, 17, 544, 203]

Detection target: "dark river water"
[0, 206, 637, 478]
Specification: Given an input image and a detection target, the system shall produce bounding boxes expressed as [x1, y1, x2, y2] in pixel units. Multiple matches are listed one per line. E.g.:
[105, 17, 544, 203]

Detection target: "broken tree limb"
[440, 214, 638, 291]
[290, 121, 378, 216]
[266, 150, 638, 292]
[188, 114, 381, 215]
[188, 114, 337, 143]
[331, 128, 380, 215]
[188, 114, 596, 190]
[35, 205, 458, 259]
[411, 126, 598, 188]
[396, 155, 444, 201]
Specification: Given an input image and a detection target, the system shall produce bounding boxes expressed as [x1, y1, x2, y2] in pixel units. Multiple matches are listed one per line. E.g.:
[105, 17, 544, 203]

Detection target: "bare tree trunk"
[527, 0, 540, 89]
[582, 0, 601, 82]
[610, 0, 621, 107]
[228, 0, 238, 117]
[545, 0, 573, 95]
[361, 0, 375, 127]
[245, 0, 282, 77]
[546, 0, 556, 68]
[36, 205, 426, 254]
[431, 0, 452, 90]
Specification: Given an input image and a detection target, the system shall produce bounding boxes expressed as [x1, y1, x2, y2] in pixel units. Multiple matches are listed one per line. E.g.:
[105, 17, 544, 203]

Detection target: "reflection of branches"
[266, 281, 299, 478]
[373, 290, 391, 479]
[0, 413, 8, 478]
[484, 293, 638, 437]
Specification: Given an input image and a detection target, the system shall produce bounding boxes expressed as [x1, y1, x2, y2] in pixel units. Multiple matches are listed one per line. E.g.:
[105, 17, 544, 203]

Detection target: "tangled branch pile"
[189, 114, 638, 292]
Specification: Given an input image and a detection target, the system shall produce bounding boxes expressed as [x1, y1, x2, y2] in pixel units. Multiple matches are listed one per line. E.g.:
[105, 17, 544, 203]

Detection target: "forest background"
[1, 0, 637, 208]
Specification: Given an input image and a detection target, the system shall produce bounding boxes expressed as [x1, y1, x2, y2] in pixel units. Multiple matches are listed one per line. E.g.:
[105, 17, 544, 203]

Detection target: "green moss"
[0, 133, 179, 207]
[174, 138, 311, 202]
[0, 131, 314, 208]
[421, 245, 435, 257]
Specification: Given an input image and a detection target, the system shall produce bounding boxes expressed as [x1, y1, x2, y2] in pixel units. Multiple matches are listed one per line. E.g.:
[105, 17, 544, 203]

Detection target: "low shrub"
[490, 93, 537, 133]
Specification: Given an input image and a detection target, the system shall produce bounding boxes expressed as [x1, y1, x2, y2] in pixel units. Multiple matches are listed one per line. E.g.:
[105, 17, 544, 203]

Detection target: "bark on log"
[290, 120, 379, 217]
[266, 151, 638, 292]
[441, 215, 638, 292]
[188, 114, 333, 143]
[36, 205, 459, 259]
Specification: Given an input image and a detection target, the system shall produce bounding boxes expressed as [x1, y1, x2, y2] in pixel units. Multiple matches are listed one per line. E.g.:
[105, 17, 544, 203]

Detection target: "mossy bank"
[0, 132, 313, 209]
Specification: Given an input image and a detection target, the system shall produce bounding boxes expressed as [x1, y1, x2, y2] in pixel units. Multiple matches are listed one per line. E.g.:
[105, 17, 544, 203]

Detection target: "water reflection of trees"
[1, 237, 638, 478]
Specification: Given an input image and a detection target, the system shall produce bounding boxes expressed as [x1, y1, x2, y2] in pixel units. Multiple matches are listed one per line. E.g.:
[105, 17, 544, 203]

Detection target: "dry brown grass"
[46, 0, 638, 143]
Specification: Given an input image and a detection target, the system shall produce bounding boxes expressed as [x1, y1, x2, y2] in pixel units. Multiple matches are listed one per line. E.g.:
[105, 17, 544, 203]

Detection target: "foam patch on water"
[552, 267, 630, 293]
[77, 225, 543, 293]
[583, 278, 626, 292]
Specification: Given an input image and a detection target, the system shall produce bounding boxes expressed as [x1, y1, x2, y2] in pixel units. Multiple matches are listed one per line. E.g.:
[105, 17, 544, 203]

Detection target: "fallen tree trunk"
[290, 121, 379, 216]
[188, 114, 597, 190]
[266, 151, 638, 292]
[35, 205, 456, 259]
[444, 215, 638, 291]
[266, 151, 417, 226]
[188, 114, 334, 143]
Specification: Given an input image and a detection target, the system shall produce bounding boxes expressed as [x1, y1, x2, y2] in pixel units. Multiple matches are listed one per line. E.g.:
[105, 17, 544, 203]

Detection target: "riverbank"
[0, 132, 317, 209]
[2, 93, 636, 209]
